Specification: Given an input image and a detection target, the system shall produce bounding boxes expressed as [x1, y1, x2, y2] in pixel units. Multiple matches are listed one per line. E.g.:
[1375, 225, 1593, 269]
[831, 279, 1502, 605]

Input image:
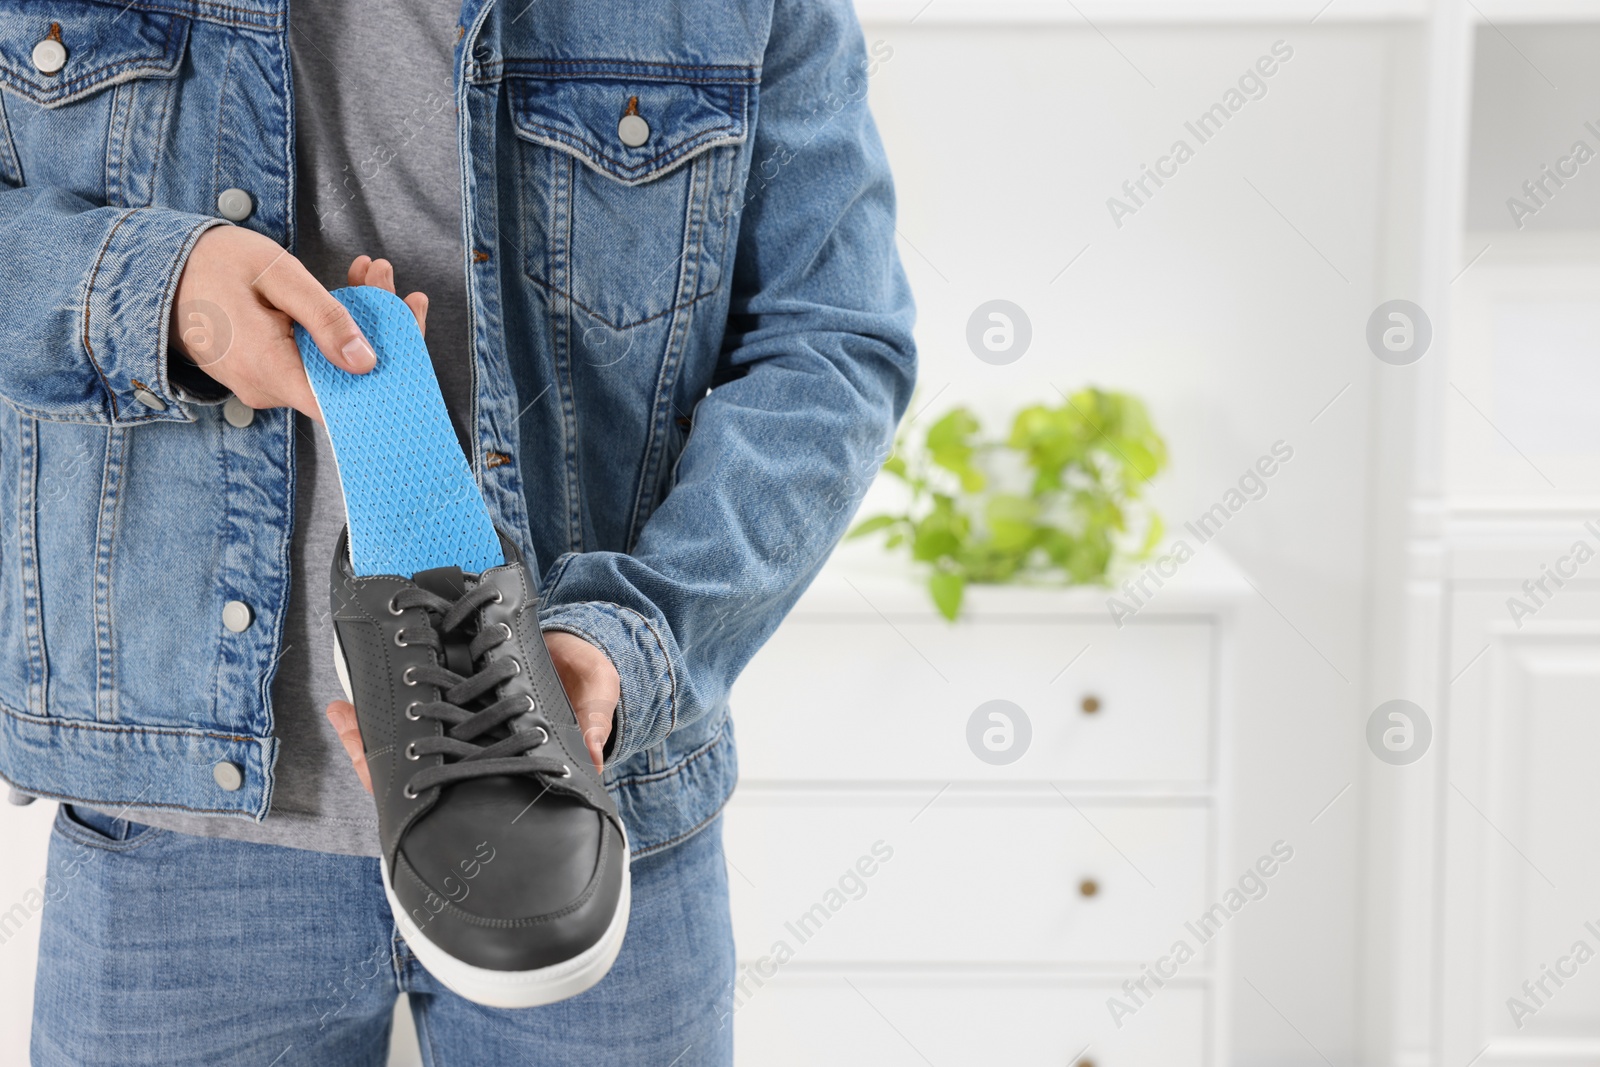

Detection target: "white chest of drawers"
[723, 542, 1248, 1066]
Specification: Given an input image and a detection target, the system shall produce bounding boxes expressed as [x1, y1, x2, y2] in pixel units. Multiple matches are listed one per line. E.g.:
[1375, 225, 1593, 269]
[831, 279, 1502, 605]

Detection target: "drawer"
[731, 618, 1214, 784]
[732, 973, 1209, 1067]
[725, 792, 1212, 965]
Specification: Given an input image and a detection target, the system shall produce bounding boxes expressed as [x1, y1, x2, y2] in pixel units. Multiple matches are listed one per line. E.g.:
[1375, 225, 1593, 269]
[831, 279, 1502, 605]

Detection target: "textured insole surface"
[296, 286, 502, 577]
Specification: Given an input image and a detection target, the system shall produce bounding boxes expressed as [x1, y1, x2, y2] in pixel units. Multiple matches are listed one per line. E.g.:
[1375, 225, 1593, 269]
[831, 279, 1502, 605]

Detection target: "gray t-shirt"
[108, 0, 471, 855]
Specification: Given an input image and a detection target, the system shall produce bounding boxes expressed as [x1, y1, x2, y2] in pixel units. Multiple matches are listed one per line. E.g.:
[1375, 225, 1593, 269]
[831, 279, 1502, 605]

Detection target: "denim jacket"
[0, 0, 914, 856]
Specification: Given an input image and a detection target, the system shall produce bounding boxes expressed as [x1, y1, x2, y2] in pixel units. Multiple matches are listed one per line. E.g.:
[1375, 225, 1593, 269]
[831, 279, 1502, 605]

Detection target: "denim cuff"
[538, 598, 679, 766]
[86, 208, 227, 424]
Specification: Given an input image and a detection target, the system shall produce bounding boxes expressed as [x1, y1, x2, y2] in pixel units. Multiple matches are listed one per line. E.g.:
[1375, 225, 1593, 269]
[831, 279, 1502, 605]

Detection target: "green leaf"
[927, 408, 982, 479]
[911, 523, 962, 563]
[929, 571, 966, 621]
[1139, 513, 1165, 556]
[847, 515, 899, 540]
[927, 408, 981, 450]
[1066, 529, 1113, 583]
[1117, 441, 1160, 483]
[985, 494, 1038, 552]
[1039, 529, 1076, 569]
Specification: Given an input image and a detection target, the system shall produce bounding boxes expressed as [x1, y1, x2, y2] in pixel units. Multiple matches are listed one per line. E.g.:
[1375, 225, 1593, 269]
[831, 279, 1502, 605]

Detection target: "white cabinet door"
[732, 974, 1209, 1067]
[726, 791, 1212, 965]
[731, 619, 1214, 785]
[1448, 621, 1600, 1060]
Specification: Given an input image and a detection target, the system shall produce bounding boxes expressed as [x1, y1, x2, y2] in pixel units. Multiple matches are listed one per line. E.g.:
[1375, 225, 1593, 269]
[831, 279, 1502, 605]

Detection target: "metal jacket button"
[223, 396, 255, 427]
[216, 188, 254, 222]
[132, 387, 166, 411]
[213, 762, 244, 791]
[618, 96, 649, 147]
[222, 600, 253, 632]
[32, 37, 66, 75]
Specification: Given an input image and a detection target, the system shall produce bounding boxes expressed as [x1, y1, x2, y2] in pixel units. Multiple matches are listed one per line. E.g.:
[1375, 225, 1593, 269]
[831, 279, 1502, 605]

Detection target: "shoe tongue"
[411, 565, 466, 600]
[410, 566, 474, 678]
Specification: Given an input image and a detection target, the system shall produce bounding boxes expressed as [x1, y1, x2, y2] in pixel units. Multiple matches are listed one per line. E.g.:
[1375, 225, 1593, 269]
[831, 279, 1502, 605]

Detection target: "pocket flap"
[507, 63, 754, 186]
[0, 1, 189, 109]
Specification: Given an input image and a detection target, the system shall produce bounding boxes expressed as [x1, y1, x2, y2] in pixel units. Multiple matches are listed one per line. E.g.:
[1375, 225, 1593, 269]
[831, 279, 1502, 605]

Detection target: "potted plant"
[848, 387, 1169, 619]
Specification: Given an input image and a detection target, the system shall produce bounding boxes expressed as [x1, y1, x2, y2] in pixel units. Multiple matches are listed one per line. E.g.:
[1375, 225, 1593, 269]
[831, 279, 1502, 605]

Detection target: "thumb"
[325, 700, 372, 794]
[577, 702, 610, 777]
[256, 256, 376, 374]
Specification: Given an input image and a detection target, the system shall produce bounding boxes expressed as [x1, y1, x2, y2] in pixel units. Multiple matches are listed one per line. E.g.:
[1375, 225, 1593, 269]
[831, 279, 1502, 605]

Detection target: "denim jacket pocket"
[0, 0, 190, 200]
[507, 63, 754, 331]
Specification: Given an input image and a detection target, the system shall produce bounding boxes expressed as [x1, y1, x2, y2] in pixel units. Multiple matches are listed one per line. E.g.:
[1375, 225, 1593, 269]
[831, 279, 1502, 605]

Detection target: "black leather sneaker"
[329, 527, 629, 1007]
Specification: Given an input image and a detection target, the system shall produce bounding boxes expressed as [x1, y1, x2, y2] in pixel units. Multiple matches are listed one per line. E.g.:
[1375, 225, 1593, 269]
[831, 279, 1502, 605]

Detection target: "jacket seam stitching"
[93, 428, 127, 723]
[511, 118, 742, 177]
[627, 153, 709, 543]
[0, 698, 259, 743]
[609, 710, 728, 788]
[81, 210, 139, 419]
[139, 1, 281, 28]
[13, 778, 250, 816]
[520, 271, 718, 333]
[482, 59, 759, 83]
[209, 38, 238, 202]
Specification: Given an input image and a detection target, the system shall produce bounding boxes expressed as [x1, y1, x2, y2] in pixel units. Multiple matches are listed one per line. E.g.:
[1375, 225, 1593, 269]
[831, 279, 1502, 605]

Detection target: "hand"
[544, 631, 620, 776]
[168, 229, 427, 421]
[325, 632, 618, 793]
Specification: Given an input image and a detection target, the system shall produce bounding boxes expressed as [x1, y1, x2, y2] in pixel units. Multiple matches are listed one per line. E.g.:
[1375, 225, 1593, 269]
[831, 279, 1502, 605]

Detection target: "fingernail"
[341, 335, 376, 371]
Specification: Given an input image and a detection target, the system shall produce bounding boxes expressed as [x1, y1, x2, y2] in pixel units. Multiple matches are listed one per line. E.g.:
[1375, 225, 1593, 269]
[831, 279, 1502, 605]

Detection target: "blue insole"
[296, 286, 502, 577]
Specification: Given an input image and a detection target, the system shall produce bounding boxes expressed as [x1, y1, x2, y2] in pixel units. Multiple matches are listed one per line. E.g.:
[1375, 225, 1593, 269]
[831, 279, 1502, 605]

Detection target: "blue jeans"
[30, 806, 734, 1066]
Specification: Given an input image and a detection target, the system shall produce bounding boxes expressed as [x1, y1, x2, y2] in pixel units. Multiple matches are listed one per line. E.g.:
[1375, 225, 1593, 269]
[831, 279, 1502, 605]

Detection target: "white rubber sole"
[383, 849, 631, 1009]
[334, 633, 632, 1007]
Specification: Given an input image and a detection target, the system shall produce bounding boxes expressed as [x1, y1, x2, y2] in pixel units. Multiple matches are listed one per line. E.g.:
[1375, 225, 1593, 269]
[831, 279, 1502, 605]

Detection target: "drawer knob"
[1080, 694, 1101, 715]
[1078, 878, 1099, 898]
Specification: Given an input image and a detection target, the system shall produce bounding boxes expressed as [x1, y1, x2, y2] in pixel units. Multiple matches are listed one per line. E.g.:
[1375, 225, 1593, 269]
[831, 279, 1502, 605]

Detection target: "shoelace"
[391, 583, 572, 798]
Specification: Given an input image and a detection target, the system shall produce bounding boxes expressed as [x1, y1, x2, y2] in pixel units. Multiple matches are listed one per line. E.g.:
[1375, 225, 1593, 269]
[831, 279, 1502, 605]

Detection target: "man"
[0, 0, 913, 1063]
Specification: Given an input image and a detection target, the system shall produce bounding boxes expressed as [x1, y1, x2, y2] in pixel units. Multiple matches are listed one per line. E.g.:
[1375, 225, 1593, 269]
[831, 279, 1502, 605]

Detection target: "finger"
[254, 254, 376, 374]
[578, 704, 610, 776]
[346, 255, 373, 288]
[404, 291, 429, 339]
[325, 700, 373, 794]
[367, 258, 395, 294]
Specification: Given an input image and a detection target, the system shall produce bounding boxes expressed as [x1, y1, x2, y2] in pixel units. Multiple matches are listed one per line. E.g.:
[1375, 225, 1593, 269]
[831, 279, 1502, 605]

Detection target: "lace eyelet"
[490, 590, 503, 604]
[403, 783, 419, 799]
[559, 764, 572, 779]
[393, 629, 410, 648]
[405, 702, 422, 721]
[523, 694, 536, 713]
[402, 666, 418, 687]
[533, 726, 549, 745]
[507, 658, 522, 676]
[387, 595, 404, 616]
[405, 742, 420, 761]
[498, 622, 513, 641]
